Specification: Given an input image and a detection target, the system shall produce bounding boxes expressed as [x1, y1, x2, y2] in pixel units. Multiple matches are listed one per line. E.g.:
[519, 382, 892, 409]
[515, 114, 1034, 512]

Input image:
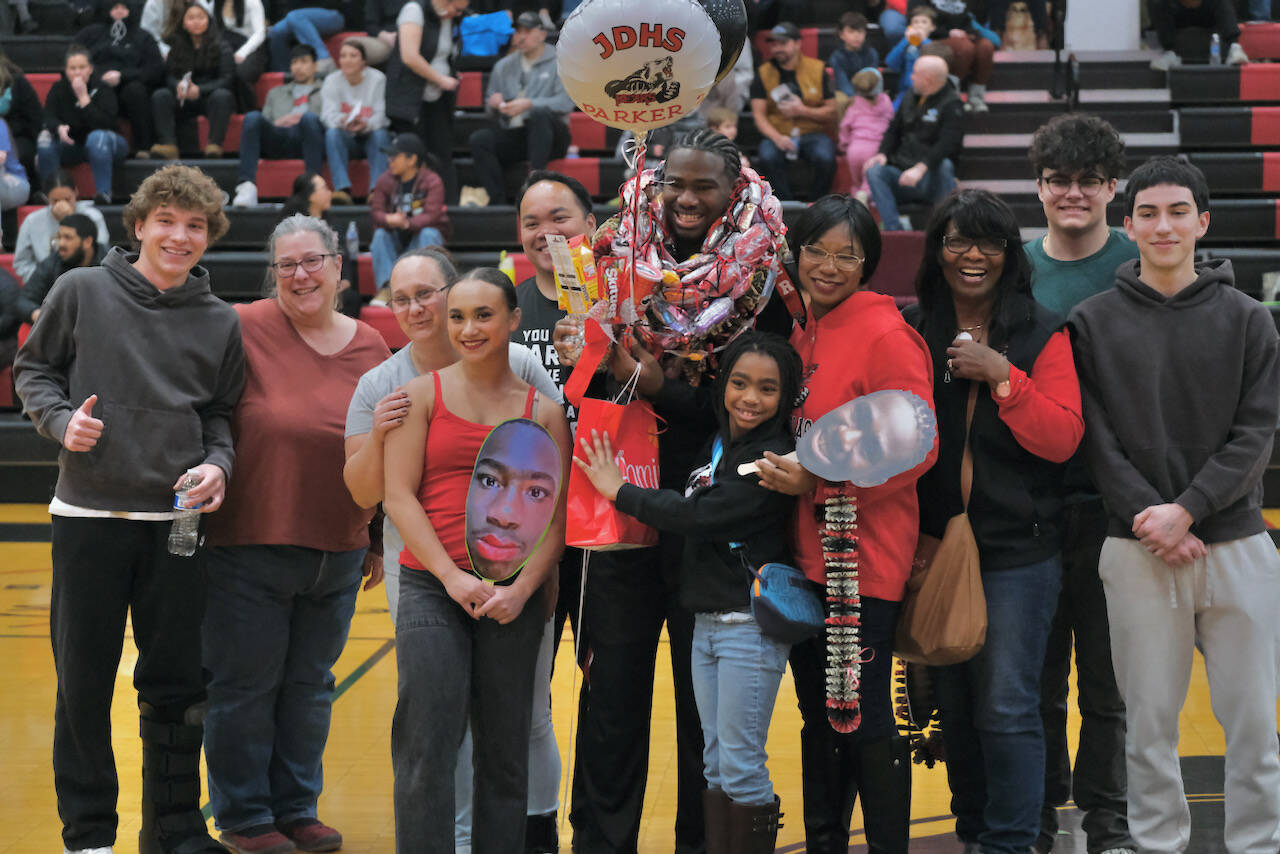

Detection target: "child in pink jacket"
[838, 68, 895, 201]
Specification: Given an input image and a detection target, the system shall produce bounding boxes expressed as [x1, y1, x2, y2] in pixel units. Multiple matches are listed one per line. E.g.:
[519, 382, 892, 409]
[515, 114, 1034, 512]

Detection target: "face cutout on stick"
[798, 389, 936, 486]
[465, 418, 564, 582]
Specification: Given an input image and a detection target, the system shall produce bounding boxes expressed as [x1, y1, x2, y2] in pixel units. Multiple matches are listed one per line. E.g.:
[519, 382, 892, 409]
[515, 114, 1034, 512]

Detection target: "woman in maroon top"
[384, 268, 570, 853]
[200, 214, 390, 854]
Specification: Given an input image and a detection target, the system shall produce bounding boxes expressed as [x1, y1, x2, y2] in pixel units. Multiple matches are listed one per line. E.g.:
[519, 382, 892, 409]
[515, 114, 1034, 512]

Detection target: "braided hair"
[668, 128, 742, 183]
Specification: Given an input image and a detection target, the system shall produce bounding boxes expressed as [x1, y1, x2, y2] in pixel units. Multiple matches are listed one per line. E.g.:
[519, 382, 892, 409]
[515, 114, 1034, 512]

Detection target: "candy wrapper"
[547, 233, 600, 316]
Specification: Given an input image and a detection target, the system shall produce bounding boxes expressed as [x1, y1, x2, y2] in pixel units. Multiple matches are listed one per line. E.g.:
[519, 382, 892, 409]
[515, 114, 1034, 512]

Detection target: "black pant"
[1037, 499, 1133, 853]
[116, 78, 156, 152]
[50, 516, 210, 851]
[790, 595, 902, 845]
[468, 108, 571, 205]
[151, 86, 234, 149]
[395, 92, 458, 204]
[1150, 0, 1241, 49]
[569, 537, 707, 854]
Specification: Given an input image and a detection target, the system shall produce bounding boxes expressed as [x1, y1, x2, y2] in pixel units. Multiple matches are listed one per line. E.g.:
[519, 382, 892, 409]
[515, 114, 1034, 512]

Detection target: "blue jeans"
[880, 8, 908, 45]
[324, 126, 390, 193]
[370, 226, 445, 288]
[269, 7, 344, 69]
[391, 566, 544, 853]
[37, 129, 128, 197]
[931, 555, 1063, 854]
[690, 613, 790, 806]
[238, 110, 325, 183]
[202, 544, 364, 832]
[757, 131, 838, 201]
[866, 157, 957, 230]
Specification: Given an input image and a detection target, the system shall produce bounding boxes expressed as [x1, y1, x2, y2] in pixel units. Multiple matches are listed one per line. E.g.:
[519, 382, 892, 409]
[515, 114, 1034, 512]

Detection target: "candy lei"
[590, 164, 790, 381]
[821, 481, 863, 733]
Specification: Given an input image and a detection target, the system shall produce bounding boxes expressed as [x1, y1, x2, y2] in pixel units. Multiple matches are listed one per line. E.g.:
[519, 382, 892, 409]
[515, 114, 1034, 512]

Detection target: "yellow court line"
[0, 504, 51, 524]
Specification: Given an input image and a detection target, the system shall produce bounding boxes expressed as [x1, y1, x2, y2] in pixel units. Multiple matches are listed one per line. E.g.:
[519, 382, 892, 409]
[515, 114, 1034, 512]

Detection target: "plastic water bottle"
[167, 469, 202, 556]
[566, 144, 580, 159]
[786, 127, 800, 161]
[1209, 34, 1222, 65]
[345, 221, 359, 261]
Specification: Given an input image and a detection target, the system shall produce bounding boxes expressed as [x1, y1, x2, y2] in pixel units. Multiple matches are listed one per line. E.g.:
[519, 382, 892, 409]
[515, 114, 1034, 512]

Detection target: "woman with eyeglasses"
[200, 214, 391, 854]
[903, 189, 1083, 854]
[754, 194, 937, 853]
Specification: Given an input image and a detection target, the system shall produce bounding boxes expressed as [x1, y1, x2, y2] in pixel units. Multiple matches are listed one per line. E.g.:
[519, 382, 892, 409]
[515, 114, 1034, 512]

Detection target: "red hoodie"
[790, 289, 938, 601]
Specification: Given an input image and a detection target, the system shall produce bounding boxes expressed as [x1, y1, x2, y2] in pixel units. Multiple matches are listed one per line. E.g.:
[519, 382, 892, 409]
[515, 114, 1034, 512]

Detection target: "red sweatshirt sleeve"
[849, 325, 939, 501]
[369, 175, 391, 228]
[994, 329, 1083, 463]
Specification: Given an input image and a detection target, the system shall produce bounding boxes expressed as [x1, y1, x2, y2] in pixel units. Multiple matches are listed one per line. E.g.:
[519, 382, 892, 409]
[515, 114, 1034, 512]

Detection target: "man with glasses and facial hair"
[1023, 113, 1139, 854]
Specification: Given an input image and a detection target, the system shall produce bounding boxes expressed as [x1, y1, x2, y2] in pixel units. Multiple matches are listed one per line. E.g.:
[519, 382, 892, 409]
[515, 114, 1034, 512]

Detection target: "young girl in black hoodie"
[574, 330, 802, 854]
[149, 1, 234, 158]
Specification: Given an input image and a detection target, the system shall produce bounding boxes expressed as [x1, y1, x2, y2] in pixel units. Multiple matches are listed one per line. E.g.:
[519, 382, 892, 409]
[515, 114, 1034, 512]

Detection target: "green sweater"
[1025, 227, 1139, 317]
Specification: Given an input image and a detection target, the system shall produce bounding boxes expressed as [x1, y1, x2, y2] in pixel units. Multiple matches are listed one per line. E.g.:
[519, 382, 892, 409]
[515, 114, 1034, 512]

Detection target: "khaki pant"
[1100, 533, 1280, 854]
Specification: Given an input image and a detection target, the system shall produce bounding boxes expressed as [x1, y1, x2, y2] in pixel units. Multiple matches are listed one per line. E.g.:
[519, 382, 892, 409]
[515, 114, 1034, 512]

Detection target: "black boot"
[855, 734, 911, 854]
[727, 796, 781, 854]
[798, 718, 852, 853]
[525, 810, 559, 854]
[703, 788, 731, 854]
[139, 703, 229, 854]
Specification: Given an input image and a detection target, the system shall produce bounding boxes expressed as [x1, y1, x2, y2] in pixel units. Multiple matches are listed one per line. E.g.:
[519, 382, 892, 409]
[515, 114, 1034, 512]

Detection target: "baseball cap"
[768, 22, 801, 41]
[383, 133, 427, 160]
[514, 10, 548, 30]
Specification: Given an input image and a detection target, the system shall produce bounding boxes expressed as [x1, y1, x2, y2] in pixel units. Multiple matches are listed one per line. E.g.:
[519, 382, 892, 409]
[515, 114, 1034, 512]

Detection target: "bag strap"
[960, 381, 978, 510]
[710, 436, 763, 584]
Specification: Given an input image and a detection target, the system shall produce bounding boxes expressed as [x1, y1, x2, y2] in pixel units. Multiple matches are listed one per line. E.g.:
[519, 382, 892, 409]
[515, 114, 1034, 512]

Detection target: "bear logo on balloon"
[605, 57, 681, 106]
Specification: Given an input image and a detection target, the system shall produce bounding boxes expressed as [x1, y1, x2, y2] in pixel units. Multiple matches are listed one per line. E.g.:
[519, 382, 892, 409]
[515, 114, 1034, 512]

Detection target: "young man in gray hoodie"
[1069, 156, 1280, 854]
[15, 163, 245, 854]
[467, 11, 575, 205]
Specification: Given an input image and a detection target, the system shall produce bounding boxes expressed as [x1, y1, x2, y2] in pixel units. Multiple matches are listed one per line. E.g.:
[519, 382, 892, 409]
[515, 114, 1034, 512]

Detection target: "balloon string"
[626, 130, 647, 329]
[621, 132, 647, 173]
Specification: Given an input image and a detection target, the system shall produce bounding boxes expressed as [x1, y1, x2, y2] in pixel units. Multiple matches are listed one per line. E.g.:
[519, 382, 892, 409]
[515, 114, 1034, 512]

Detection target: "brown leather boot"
[726, 795, 781, 854]
[703, 788, 731, 854]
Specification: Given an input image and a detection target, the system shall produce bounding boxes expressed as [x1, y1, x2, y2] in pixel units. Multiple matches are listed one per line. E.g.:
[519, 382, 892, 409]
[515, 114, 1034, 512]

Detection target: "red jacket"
[369, 166, 452, 239]
[789, 289, 938, 601]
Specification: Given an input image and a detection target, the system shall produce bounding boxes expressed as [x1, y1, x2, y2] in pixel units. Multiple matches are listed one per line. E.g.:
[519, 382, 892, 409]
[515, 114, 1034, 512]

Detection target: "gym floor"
[0, 504, 1261, 853]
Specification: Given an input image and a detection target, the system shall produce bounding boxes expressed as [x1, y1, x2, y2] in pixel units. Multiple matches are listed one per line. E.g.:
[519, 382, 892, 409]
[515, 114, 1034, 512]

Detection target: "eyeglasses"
[800, 244, 864, 271]
[271, 253, 337, 277]
[941, 235, 1006, 256]
[390, 287, 446, 311]
[1039, 174, 1107, 197]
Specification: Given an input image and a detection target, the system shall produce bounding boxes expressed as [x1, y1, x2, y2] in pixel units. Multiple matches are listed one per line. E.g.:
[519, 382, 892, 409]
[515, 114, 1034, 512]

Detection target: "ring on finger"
[947, 358, 955, 371]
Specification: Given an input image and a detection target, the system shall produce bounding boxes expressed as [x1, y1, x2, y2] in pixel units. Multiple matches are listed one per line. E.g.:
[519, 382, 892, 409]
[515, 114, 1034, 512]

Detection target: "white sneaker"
[966, 93, 989, 112]
[316, 57, 335, 76]
[65, 848, 114, 854]
[232, 181, 258, 207]
[1150, 49, 1182, 70]
[1227, 41, 1250, 65]
[1098, 849, 1137, 854]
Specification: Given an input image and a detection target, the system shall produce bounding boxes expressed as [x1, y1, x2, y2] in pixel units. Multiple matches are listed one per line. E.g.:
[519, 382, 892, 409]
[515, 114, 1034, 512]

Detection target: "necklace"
[957, 322, 984, 333]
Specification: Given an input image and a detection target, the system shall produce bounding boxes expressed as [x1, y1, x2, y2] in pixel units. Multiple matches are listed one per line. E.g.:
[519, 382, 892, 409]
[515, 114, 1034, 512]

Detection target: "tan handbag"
[895, 384, 987, 665]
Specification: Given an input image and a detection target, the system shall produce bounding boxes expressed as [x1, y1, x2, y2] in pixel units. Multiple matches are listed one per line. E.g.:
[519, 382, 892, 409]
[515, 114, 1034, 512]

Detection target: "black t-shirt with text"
[512, 275, 577, 429]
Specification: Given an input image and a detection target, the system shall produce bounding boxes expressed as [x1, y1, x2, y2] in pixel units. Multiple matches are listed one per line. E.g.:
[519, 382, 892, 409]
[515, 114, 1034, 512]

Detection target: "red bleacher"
[1240, 22, 1280, 61]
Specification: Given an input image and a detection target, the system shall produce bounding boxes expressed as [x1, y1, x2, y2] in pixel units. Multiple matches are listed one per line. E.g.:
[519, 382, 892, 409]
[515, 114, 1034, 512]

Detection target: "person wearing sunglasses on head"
[903, 188, 1084, 854]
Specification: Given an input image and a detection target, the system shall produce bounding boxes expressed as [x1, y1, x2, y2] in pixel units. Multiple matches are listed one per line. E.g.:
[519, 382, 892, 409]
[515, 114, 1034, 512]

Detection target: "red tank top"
[400, 371, 537, 573]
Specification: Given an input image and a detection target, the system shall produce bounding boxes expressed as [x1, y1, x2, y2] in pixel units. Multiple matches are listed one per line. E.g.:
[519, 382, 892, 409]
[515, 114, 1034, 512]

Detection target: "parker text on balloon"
[578, 101, 687, 125]
[592, 24, 686, 59]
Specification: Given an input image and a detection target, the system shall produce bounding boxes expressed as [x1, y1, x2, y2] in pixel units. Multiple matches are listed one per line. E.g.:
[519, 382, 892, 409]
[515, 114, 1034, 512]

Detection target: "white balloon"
[557, 0, 721, 133]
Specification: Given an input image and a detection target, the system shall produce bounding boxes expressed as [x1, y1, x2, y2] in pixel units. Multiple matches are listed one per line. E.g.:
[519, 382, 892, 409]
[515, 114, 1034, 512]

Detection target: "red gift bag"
[565, 327, 660, 550]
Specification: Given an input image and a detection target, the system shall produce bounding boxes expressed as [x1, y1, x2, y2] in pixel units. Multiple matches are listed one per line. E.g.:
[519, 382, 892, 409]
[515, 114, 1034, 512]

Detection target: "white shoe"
[65, 848, 114, 854]
[1227, 41, 1250, 65]
[1150, 49, 1182, 70]
[966, 93, 989, 112]
[232, 180, 258, 207]
[854, 189, 869, 207]
[316, 57, 335, 76]
[1098, 849, 1137, 854]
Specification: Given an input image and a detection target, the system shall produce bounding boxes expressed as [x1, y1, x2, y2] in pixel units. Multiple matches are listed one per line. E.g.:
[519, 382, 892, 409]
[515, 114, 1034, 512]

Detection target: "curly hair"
[1027, 113, 1127, 181]
[123, 164, 229, 246]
